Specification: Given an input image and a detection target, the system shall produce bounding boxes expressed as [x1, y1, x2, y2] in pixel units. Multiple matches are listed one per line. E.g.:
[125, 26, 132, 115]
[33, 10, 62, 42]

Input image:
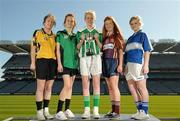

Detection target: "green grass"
[0, 95, 180, 120]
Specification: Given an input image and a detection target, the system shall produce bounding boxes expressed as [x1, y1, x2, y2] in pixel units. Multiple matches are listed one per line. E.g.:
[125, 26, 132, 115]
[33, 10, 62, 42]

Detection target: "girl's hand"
[30, 63, 35, 71]
[94, 33, 99, 41]
[81, 32, 85, 41]
[117, 65, 123, 73]
[57, 63, 63, 72]
[142, 65, 149, 74]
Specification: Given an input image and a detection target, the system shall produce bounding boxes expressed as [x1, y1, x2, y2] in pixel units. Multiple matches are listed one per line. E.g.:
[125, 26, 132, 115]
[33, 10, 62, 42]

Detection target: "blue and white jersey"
[124, 30, 153, 64]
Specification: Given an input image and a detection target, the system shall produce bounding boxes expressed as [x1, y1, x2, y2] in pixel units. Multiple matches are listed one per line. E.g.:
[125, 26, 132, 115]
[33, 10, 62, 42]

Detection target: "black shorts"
[36, 58, 57, 80]
[60, 67, 78, 77]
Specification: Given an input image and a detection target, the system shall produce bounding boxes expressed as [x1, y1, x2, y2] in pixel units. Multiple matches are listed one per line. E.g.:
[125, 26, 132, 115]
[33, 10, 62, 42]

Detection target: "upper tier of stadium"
[1, 39, 180, 95]
[0, 39, 180, 54]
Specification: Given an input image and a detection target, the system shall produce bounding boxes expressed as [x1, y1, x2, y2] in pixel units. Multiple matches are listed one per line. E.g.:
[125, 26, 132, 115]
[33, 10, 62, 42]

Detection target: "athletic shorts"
[124, 62, 148, 81]
[36, 58, 57, 80]
[102, 58, 119, 78]
[80, 55, 102, 76]
[60, 67, 78, 77]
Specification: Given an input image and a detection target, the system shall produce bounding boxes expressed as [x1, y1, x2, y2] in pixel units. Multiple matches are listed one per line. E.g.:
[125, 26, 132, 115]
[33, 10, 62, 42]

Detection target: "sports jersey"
[124, 30, 153, 64]
[32, 28, 56, 60]
[56, 29, 78, 69]
[102, 33, 119, 59]
[76, 27, 102, 57]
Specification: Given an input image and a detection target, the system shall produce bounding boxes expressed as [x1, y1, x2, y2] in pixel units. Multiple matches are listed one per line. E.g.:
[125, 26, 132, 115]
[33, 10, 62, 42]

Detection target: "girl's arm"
[56, 43, 63, 72]
[77, 39, 84, 50]
[77, 33, 85, 50]
[143, 51, 150, 74]
[30, 40, 36, 71]
[117, 48, 123, 73]
[94, 33, 102, 49]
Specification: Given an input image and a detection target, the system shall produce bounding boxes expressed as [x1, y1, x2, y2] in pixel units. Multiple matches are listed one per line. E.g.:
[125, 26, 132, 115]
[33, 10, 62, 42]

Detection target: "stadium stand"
[0, 40, 180, 95]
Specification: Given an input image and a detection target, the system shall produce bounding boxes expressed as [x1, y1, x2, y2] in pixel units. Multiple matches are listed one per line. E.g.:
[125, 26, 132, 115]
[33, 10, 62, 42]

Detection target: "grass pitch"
[0, 95, 180, 120]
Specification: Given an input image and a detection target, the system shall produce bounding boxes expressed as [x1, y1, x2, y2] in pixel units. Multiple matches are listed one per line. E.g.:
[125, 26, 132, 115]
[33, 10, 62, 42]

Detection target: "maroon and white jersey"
[102, 34, 119, 59]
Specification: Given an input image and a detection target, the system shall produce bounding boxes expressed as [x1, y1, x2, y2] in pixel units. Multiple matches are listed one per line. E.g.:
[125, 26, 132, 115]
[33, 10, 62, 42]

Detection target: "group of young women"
[30, 10, 153, 120]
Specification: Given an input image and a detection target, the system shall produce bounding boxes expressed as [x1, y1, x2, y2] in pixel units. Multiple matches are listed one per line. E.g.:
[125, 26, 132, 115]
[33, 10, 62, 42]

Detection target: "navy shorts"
[102, 58, 119, 78]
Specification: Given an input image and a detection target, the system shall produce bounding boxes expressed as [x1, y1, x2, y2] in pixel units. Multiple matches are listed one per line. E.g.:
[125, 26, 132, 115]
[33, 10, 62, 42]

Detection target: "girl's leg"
[127, 80, 142, 112]
[106, 78, 113, 100]
[92, 75, 100, 117]
[81, 75, 91, 119]
[64, 75, 75, 111]
[36, 79, 46, 120]
[57, 75, 71, 113]
[44, 80, 54, 109]
[105, 78, 114, 113]
[82, 75, 90, 107]
[36, 79, 46, 111]
[136, 79, 149, 114]
[43, 80, 54, 119]
[109, 76, 120, 114]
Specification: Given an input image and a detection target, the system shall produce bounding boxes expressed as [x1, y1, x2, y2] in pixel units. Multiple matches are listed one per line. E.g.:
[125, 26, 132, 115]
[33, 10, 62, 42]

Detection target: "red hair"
[102, 16, 125, 50]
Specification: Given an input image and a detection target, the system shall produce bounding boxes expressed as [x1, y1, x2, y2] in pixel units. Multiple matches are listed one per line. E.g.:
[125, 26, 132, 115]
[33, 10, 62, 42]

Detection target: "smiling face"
[64, 16, 75, 30]
[130, 19, 141, 32]
[85, 13, 94, 27]
[105, 19, 114, 33]
[44, 16, 55, 30]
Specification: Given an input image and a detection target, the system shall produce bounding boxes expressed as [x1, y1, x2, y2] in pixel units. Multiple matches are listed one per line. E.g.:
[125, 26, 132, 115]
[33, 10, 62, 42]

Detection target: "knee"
[138, 86, 148, 93]
[108, 85, 113, 93]
[45, 84, 53, 92]
[64, 84, 72, 92]
[36, 87, 44, 94]
[93, 84, 100, 91]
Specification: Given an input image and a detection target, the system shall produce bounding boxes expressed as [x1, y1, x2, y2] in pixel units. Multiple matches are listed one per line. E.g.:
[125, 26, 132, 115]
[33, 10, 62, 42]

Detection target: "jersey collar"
[62, 29, 75, 36]
[133, 29, 142, 35]
[84, 25, 96, 32]
[42, 28, 53, 36]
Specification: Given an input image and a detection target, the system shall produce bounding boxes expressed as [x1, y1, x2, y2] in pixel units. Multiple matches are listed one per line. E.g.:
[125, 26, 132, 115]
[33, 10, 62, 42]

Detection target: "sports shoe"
[43, 107, 54, 119]
[104, 111, 112, 118]
[134, 110, 150, 120]
[37, 109, 46, 121]
[55, 111, 67, 120]
[81, 107, 90, 119]
[64, 109, 75, 118]
[131, 110, 139, 119]
[93, 107, 100, 119]
[109, 112, 120, 120]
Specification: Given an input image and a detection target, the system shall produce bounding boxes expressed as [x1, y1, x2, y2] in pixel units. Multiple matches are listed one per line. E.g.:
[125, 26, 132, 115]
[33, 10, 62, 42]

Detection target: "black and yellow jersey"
[32, 28, 56, 60]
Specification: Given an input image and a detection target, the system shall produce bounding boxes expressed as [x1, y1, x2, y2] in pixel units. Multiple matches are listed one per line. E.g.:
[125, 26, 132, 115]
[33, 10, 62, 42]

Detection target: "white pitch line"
[2, 117, 13, 121]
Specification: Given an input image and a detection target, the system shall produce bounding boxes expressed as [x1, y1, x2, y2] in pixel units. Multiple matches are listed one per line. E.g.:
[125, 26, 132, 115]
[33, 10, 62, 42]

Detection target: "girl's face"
[44, 17, 54, 30]
[85, 13, 94, 27]
[65, 16, 75, 29]
[105, 19, 114, 33]
[130, 19, 141, 32]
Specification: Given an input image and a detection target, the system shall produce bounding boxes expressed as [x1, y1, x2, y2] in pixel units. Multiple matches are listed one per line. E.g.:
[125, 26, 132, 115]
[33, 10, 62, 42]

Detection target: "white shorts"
[124, 62, 148, 81]
[80, 55, 102, 76]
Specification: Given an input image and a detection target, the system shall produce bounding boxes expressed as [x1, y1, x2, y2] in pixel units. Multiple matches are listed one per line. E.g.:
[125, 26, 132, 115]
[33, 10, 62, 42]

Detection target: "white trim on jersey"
[103, 43, 114, 50]
[125, 42, 143, 52]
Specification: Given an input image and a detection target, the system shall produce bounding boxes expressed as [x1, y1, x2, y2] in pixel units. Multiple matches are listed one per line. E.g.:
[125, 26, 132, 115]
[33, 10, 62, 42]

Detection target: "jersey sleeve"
[142, 33, 153, 52]
[76, 31, 81, 44]
[56, 31, 62, 44]
[32, 30, 39, 46]
[98, 33, 103, 43]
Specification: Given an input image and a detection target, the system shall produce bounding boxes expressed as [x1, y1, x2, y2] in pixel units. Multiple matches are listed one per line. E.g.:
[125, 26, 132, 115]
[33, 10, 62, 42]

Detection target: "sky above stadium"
[0, 0, 180, 79]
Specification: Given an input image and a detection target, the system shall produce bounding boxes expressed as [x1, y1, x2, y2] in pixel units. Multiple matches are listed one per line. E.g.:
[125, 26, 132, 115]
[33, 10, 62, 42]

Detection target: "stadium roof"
[0, 40, 30, 54]
[0, 40, 180, 54]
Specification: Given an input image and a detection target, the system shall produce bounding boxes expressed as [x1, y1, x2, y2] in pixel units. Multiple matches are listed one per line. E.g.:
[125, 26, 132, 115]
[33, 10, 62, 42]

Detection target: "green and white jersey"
[56, 29, 78, 69]
[76, 27, 102, 57]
